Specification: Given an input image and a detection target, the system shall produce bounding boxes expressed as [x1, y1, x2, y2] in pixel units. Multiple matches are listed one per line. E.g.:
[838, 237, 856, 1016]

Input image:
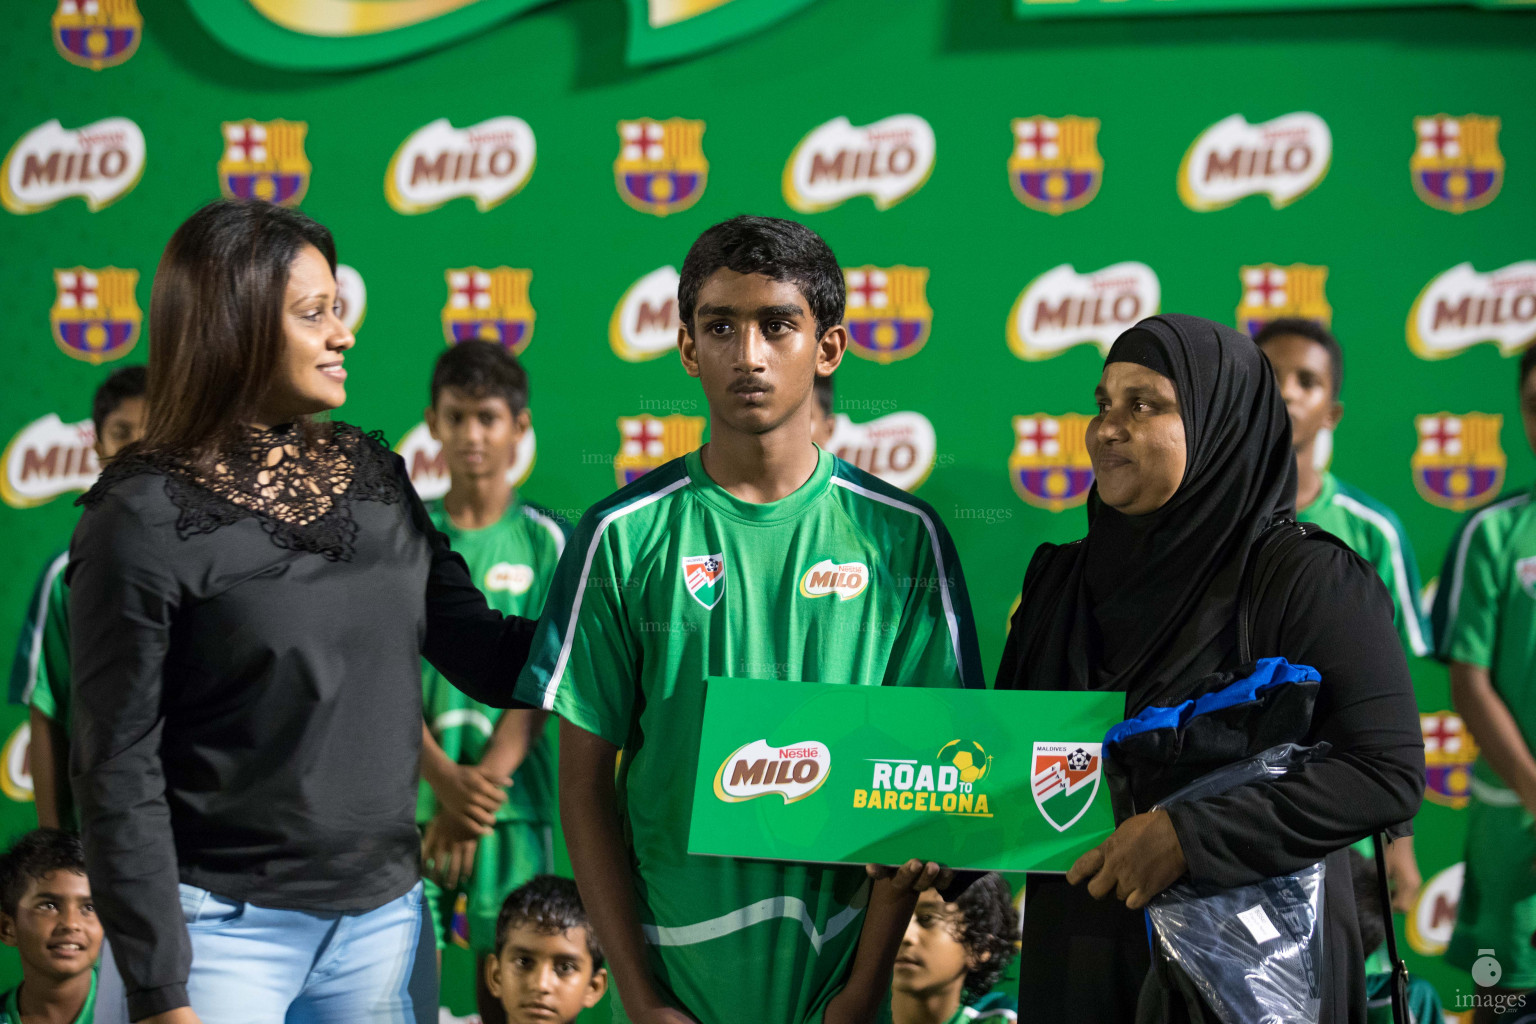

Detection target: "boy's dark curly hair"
[493, 874, 604, 970]
[955, 872, 1019, 1000]
[0, 829, 87, 917]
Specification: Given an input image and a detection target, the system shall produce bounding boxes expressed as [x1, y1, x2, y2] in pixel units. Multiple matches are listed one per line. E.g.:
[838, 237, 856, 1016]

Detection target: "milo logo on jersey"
[1178, 112, 1331, 212]
[615, 118, 707, 216]
[49, 267, 140, 365]
[1519, 557, 1536, 600]
[1412, 115, 1503, 214]
[1412, 413, 1506, 512]
[1235, 263, 1332, 338]
[1009, 116, 1102, 215]
[1, 414, 98, 510]
[613, 414, 705, 486]
[485, 563, 535, 596]
[442, 267, 535, 354]
[385, 116, 536, 215]
[1, 117, 146, 214]
[1007, 262, 1159, 361]
[799, 560, 869, 601]
[783, 114, 935, 213]
[394, 421, 536, 502]
[1421, 711, 1478, 809]
[219, 119, 310, 206]
[1011, 414, 1094, 513]
[53, 0, 141, 70]
[714, 739, 831, 804]
[683, 554, 725, 610]
[335, 264, 366, 333]
[853, 740, 994, 817]
[843, 266, 932, 364]
[609, 266, 681, 362]
[1406, 261, 1536, 360]
[1032, 741, 1102, 833]
[826, 410, 937, 492]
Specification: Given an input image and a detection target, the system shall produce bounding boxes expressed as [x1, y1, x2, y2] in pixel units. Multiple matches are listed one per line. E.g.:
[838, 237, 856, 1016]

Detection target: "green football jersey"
[1298, 473, 1430, 658]
[418, 497, 566, 826]
[0, 969, 97, 1024]
[8, 550, 71, 727]
[1432, 485, 1536, 797]
[514, 447, 983, 1024]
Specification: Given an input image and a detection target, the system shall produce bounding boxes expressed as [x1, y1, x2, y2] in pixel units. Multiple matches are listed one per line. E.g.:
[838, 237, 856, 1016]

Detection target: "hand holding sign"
[1066, 807, 1187, 910]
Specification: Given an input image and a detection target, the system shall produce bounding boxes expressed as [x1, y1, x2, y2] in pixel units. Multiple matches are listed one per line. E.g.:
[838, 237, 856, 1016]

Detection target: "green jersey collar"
[684, 445, 833, 523]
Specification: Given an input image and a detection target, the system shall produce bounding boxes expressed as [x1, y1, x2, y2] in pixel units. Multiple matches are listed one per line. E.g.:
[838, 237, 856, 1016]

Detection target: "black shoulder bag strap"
[1240, 519, 1411, 1024]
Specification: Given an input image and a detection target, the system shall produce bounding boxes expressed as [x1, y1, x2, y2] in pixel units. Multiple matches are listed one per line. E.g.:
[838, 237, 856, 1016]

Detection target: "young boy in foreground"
[486, 875, 607, 1024]
[514, 216, 982, 1024]
[0, 829, 102, 1023]
[888, 873, 1018, 1024]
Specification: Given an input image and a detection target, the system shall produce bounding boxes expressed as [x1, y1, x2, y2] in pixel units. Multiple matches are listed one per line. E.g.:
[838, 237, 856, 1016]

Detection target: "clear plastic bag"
[1146, 744, 1326, 1024]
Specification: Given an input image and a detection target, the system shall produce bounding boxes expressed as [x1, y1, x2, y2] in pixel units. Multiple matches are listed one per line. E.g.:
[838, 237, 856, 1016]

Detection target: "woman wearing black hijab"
[997, 315, 1424, 1023]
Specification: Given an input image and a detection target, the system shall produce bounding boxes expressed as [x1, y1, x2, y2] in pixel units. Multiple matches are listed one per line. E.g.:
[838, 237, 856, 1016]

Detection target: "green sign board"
[1014, 0, 1534, 19]
[689, 678, 1124, 872]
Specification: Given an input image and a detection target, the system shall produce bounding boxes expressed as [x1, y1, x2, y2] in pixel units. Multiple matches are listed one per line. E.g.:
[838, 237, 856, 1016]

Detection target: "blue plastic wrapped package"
[1145, 743, 1326, 1024]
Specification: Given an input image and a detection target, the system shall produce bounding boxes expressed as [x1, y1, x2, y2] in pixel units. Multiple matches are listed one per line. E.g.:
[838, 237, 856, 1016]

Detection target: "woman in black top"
[68, 200, 534, 1023]
[997, 315, 1424, 1023]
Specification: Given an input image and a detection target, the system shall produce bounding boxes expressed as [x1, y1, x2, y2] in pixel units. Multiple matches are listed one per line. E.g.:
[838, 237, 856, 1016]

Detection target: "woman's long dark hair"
[140, 199, 336, 459]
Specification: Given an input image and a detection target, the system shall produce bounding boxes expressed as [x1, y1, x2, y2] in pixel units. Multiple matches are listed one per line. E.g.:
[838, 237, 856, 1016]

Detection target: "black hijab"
[996, 314, 1297, 712]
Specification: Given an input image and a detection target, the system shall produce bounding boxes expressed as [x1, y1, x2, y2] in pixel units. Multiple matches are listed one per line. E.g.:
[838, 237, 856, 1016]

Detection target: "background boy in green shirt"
[8, 365, 147, 830]
[1432, 346, 1536, 1020]
[516, 216, 982, 1024]
[417, 340, 566, 1021]
[0, 830, 101, 1024]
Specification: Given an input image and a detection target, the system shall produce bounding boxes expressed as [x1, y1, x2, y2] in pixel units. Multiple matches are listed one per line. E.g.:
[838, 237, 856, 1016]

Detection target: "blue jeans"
[163, 881, 436, 1023]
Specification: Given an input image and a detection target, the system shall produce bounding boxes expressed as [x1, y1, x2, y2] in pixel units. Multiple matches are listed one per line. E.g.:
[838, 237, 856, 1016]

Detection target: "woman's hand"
[421, 816, 479, 888]
[1066, 807, 1186, 910]
[429, 763, 509, 835]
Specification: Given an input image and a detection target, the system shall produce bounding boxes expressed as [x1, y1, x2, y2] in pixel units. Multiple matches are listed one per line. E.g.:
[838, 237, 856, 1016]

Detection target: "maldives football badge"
[615, 119, 707, 216]
[1010, 414, 1094, 512]
[683, 554, 725, 610]
[53, 0, 141, 70]
[843, 266, 932, 364]
[1235, 263, 1332, 337]
[219, 119, 310, 206]
[1009, 117, 1102, 215]
[441, 267, 535, 354]
[613, 414, 705, 486]
[50, 267, 140, 365]
[1412, 115, 1503, 214]
[1031, 742, 1102, 833]
[1412, 413, 1506, 512]
[1518, 556, 1536, 600]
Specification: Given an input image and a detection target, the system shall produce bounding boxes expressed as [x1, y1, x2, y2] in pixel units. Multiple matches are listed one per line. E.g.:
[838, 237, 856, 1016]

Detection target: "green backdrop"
[3, 0, 1534, 1016]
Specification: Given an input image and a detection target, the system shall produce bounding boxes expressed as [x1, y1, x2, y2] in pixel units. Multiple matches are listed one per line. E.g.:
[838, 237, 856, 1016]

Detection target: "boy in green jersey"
[0, 830, 102, 1024]
[887, 873, 1018, 1024]
[8, 365, 147, 830]
[485, 876, 608, 1024]
[417, 340, 566, 1021]
[515, 216, 983, 1024]
[1257, 319, 1427, 909]
[1432, 347, 1536, 1021]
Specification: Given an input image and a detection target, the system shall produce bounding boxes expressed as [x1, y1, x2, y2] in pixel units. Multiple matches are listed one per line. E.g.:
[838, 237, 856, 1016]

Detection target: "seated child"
[0, 829, 102, 1023]
[485, 875, 607, 1024]
[890, 872, 1019, 1024]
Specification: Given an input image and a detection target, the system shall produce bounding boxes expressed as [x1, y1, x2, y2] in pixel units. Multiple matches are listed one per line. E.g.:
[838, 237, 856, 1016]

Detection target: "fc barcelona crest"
[614, 119, 707, 217]
[683, 554, 725, 610]
[1421, 712, 1478, 809]
[1010, 414, 1094, 513]
[1009, 117, 1102, 215]
[1234, 263, 1332, 338]
[50, 267, 140, 365]
[842, 266, 932, 364]
[441, 267, 536, 355]
[1031, 742, 1102, 833]
[1412, 115, 1503, 214]
[1412, 412, 1506, 512]
[53, 0, 141, 70]
[613, 414, 705, 487]
[218, 119, 310, 207]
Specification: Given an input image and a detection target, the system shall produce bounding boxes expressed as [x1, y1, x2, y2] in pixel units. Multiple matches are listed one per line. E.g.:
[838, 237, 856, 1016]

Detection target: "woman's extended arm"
[67, 492, 193, 1020]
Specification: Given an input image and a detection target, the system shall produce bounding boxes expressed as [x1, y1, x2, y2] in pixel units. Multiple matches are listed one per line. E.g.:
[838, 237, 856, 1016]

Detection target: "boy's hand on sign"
[1066, 807, 1186, 910]
[866, 859, 954, 894]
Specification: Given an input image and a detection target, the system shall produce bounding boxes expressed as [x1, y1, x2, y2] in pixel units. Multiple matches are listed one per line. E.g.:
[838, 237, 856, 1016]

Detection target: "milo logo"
[798, 559, 869, 601]
[713, 739, 831, 804]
